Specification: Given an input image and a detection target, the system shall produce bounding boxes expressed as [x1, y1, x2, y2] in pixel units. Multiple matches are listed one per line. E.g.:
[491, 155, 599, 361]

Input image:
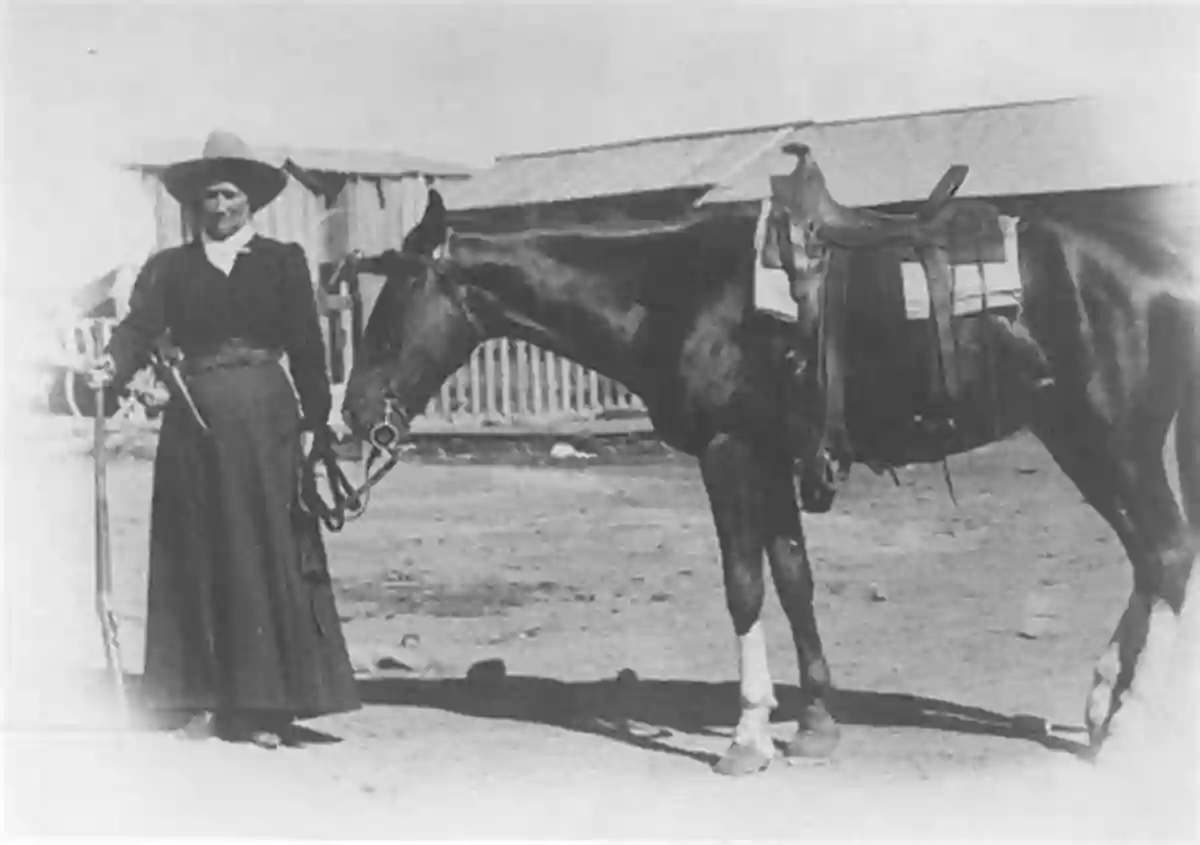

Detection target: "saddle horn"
[771, 144, 971, 249]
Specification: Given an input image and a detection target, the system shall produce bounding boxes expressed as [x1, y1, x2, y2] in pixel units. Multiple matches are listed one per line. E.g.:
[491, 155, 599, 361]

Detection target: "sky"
[2, 0, 1199, 307]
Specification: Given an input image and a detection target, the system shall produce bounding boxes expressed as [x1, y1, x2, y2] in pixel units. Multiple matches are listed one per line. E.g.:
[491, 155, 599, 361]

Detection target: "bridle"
[300, 241, 484, 532]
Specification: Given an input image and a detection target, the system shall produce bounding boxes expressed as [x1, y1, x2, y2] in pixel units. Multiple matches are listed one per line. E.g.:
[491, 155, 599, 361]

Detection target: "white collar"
[201, 224, 256, 275]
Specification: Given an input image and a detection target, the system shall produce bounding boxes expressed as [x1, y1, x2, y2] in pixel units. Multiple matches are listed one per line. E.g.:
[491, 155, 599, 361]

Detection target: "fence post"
[574, 362, 586, 414]
[515, 340, 529, 419]
[484, 340, 498, 421]
[455, 362, 468, 422]
[530, 344, 543, 416]
[499, 337, 512, 421]
[470, 346, 483, 418]
[544, 351, 558, 414]
[560, 355, 572, 414]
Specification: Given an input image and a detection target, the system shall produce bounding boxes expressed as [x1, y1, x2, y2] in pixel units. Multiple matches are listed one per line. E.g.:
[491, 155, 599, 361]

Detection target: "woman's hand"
[80, 354, 117, 390]
[311, 423, 339, 457]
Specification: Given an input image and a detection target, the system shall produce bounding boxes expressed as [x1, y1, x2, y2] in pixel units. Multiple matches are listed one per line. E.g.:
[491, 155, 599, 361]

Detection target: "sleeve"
[279, 243, 332, 431]
[104, 252, 168, 391]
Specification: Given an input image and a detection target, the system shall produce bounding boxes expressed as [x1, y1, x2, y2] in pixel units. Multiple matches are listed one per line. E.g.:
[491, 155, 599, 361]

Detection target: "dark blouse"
[106, 235, 331, 429]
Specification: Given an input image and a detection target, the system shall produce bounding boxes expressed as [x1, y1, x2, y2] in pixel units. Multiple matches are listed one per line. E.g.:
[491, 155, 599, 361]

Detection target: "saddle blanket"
[754, 215, 1022, 321]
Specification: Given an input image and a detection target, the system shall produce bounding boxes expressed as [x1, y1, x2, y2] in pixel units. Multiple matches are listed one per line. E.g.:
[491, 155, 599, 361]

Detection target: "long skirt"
[141, 358, 360, 720]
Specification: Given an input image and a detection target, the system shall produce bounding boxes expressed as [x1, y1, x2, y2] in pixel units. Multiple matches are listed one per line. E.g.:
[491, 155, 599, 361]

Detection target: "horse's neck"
[464, 259, 650, 392]
[490, 286, 647, 391]
[458, 217, 756, 394]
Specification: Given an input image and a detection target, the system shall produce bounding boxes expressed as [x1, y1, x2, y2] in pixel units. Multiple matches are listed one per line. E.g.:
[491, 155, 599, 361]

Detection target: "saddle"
[763, 144, 1006, 469]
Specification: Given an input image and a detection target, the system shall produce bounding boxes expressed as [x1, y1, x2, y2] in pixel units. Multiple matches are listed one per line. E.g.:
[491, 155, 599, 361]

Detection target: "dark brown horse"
[341, 150, 1198, 775]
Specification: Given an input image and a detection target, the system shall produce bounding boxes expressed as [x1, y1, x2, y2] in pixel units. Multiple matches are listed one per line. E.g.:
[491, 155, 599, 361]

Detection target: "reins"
[300, 441, 403, 533]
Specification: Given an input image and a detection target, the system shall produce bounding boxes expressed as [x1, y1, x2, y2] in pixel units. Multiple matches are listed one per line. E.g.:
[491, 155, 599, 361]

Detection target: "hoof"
[1084, 708, 1111, 756]
[712, 742, 773, 776]
[1084, 647, 1120, 750]
[785, 708, 840, 759]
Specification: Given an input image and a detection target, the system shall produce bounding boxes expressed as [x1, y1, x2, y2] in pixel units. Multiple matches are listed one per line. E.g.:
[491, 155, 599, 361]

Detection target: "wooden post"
[499, 338, 512, 420]
[561, 355, 573, 414]
[588, 369, 600, 415]
[530, 344, 543, 417]
[546, 350, 559, 414]
[484, 340, 497, 421]
[345, 263, 362, 384]
[320, 263, 344, 382]
[574, 362, 586, 414]
[455, 362, 468, 421]
[515, 340, 529, 419]
[470, 347, 482, 418]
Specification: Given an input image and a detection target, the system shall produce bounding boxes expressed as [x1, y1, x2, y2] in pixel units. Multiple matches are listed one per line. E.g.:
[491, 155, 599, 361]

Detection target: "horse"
[340, 147, 1197, 775]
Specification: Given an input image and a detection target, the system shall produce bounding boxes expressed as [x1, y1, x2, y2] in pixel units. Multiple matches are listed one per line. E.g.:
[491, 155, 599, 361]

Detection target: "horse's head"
[341, 190, 483, 451]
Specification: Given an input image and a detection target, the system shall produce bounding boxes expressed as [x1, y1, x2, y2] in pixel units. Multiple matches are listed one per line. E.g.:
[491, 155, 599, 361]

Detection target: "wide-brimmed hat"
[160, 130, 288, 211]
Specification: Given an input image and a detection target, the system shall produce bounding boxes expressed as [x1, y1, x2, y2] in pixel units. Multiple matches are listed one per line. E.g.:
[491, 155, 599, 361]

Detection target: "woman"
[87, 130, 360, 748]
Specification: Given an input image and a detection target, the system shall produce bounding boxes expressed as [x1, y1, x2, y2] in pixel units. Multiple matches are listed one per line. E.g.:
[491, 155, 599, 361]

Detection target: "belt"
[182, 343, 282, 376]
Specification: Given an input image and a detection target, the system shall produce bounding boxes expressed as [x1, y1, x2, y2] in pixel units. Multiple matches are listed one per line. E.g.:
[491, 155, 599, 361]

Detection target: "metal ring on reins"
[301, 438, 404, 533]
[367, 396, 410, 454]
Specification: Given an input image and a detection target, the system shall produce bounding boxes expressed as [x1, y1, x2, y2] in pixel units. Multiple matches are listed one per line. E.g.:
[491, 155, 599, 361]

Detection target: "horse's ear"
[402, 188, 449, 257]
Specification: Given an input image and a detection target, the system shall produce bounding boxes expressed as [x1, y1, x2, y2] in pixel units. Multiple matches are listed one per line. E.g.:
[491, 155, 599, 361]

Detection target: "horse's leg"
[700, 432, 776, 776]
[1092, 313, 1200, 745]
[986, 309, 1192, 746]
[760, 446, 839, 758]
[1029, 374, 1190, 747]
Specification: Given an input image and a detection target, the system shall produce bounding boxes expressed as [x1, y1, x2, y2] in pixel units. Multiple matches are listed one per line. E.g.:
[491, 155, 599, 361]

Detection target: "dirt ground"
[3, 415, 1196, 839]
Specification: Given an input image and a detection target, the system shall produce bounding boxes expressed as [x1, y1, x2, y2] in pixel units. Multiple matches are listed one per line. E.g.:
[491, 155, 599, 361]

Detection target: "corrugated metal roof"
[126, 140, 476, 179]
[700, 96, 1200, 206]
[443, 122, 805, 211]
[445, 97, 1200, 215]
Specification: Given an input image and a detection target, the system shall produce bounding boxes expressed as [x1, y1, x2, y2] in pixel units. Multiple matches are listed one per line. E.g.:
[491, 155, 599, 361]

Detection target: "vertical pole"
[91, 340, 125, 712]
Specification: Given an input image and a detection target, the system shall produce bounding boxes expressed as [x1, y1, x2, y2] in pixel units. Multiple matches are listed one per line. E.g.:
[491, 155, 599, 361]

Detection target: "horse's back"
[1018, 209, 1199, 418]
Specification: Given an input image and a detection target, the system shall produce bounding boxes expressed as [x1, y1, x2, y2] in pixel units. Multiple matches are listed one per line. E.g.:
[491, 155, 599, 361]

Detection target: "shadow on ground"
[79, 670, 1088, 765]
[357, 673, 1090, 763]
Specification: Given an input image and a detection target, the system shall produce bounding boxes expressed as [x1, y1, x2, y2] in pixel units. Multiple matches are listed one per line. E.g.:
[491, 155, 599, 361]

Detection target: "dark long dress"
[106, 235, 360, 720]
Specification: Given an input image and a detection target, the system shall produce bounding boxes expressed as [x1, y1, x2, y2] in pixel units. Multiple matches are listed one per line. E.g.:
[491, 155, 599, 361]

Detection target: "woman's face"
[200, 181, 251, 239]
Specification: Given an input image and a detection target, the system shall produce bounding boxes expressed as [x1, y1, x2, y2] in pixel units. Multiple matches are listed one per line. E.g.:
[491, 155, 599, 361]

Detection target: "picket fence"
[56, 317, 646, 427]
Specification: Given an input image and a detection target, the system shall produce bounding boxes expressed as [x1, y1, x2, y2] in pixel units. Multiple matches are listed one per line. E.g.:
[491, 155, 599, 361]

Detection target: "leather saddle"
[762, 143, 1006, 470]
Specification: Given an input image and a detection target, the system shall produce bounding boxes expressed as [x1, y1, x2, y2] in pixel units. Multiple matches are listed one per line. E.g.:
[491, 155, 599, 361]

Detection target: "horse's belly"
[844, 308, 1027, 466]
